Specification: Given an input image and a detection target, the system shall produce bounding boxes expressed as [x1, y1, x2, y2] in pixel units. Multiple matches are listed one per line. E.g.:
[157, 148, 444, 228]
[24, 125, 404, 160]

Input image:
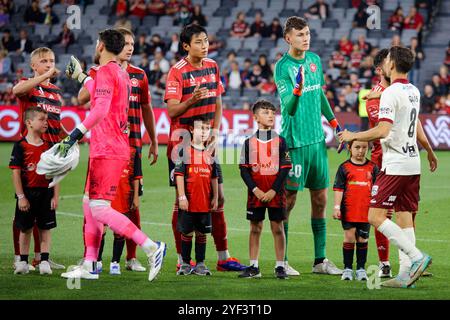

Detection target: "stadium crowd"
[0, 0, 448, 114]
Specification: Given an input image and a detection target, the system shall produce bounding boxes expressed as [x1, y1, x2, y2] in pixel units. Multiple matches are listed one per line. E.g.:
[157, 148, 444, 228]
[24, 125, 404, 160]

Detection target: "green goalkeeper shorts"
[285, 140, 329, 191]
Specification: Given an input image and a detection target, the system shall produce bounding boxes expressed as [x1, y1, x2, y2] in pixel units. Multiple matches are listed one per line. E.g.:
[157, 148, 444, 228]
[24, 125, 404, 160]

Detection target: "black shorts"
[177, 211, 212, 234]
[168, 158, 223, 186]
[341, 221, 370, 239]
[14, 188, 57, 232]
[246, 207, 286, 222]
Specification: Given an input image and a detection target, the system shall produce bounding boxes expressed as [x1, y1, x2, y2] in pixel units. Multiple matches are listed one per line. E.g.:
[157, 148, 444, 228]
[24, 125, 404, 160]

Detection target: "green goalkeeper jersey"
[274, 51, 335, 148]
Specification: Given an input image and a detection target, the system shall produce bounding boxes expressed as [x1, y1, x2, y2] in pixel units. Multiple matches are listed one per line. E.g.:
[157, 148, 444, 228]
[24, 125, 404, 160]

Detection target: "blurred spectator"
[388, 7, 404, 31]
[0, 5, 9, 28]
[433, 95, 448, 114]
[1, 29, 16, 52]
[260, 76, 277, 95]
[408, 37, 424, 84]
[149, 34, 166, 55]
[153, 72, 167, 96]
[191, 4, 207, 27]
[343, 84, 357, 107]
[166, 33, 182, 60]
[329, 50, 348, 70]
[404, 6, 424, 32]
[305, 0, 329, 21]
[150, 47, 169, 73]
[112, 0, 130, 17]
[245, 64, 267, 90]
[181, 0, 193, 11]
[114, 16, 133, 30]
[43, 5, 59, 25]
[356, 35, 372, 56]
[134, 34, 151, 56]
[353, 6, 369, 28]
[0, 49, 11, 75]
[241, 58, 252, 80]
[359, 55, 374, 79]
[258, 54, 272, 79]
[221, 50, 237, 74]
[415, 0, 432, 23]
[175, 5, 192, 26]
[391, 34, 403, 47]
[0, 0, 14, 14]
[207, 34, 223, 59]
[421, 84, 436, 113]
[15, 29, 33, 54]
[444, 41, 450, 68]
[439, 65, 449, 89]
[250, 12, 267, 37]
[130, 0, 147, 19]
[334, 93, 353, 113]
[268, 18, 283, 41]
[338, 36, 353, 57]
[349, 44, 363, 70]
[166, 0, 180, 16]
[230, 12, 250, 38]
[148, 60, 163, 86]
[0, 83, 16, 104]
[431, 73, 447, 96]
[138, 53, 151, 78]
[24, 0, 43, 25]
[349, 73, 362, 92]
[49, 22, 75, 49]
[148, 0, 166, 17]
[225, 61, 243, 90]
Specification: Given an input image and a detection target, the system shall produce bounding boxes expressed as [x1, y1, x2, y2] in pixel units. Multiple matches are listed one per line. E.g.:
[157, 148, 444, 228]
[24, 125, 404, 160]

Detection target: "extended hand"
[66, 55, 88, 84]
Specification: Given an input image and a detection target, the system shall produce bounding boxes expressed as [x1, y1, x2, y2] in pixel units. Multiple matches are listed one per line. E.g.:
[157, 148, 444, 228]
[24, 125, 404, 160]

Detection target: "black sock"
[112, 236, 125, 263]
[343, 242, 355, 269]
[20, 255, 29, 263]
[181, 234, 193, 264]
[195, 233, 207, 263]
[356, 242, 368, 270]
[314, 257, 325, 266]
[97, 232, 106, 262]
[40, 252, 49, 261]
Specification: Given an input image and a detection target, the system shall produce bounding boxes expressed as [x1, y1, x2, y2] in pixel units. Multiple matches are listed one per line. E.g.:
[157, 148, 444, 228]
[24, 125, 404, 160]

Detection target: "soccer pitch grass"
[1, 143, 449, 300]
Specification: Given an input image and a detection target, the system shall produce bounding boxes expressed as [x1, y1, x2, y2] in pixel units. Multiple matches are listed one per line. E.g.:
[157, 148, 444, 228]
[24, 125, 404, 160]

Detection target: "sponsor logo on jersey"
[401, 143, 418, 157]
[27, 162, 36, 171]
[302, 84, 322, 93]
[131, 78, 139, 87]
[310, 63, 317, 72]
[348, 181, 369, 186]
[39, 104, 61, 114]
[167, 81, 179, 94]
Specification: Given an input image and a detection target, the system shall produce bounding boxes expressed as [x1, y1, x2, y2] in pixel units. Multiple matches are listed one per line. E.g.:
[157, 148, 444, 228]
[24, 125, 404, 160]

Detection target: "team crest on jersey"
[27, 163, 36, 172]
[371, 185, 378, 196]
[310, 63, 317, 72]
[131, 78, 139, 87]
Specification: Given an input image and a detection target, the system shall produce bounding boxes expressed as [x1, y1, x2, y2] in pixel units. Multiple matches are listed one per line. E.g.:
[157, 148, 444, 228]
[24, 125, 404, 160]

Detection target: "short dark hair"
[374, 48, 389, 68]
[252, 99, 277, 114]
[98, 29, 125, 55]
[24, 106, 47, 122]
[189, 115, 211, 127]
[283, 16, 308, 38]
[180, 24, 208, 46]
[389, 46, 415, 74]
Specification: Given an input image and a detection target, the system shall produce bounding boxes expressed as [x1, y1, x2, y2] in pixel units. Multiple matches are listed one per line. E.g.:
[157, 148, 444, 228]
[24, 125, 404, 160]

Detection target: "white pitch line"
[57, 211, 450, 243]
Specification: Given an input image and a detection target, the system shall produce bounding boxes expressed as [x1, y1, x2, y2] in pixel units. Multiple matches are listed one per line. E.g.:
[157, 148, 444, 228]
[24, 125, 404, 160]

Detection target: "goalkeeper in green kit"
[274, 17, 343, 276]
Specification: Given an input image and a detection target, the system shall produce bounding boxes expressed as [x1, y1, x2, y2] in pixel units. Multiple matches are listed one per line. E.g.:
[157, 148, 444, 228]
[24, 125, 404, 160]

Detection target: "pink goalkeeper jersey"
[88, 61, 131, 160]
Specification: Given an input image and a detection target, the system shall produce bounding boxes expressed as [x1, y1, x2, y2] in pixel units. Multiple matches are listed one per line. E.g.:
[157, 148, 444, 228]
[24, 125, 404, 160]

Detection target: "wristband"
[17, 193, 25, 200]
[329, 119, 339, 129]
[178, 195, 187, 201]
[334, 205, 340, 210]
[252, 187, 258, 193]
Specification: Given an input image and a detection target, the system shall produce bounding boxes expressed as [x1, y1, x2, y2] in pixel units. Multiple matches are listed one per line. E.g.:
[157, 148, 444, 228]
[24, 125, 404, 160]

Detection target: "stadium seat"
[331, 8, 346, 21]
[226, 88, 241, 99]
[323, 19, 339, 29]
[243, 88, 260, 100]
[401, 29, 418, 44]
[227, 38, 243, 51]
[279, 9, 296, 18]
[350, 28, 367, 41]
[318, 28, 334, 44]
[142, 16, 158, 28]
[243, 37, 260, 52]
[308, 19, 322, 33]
[285, 0, 301, 11]
[158, 16, 174, 27]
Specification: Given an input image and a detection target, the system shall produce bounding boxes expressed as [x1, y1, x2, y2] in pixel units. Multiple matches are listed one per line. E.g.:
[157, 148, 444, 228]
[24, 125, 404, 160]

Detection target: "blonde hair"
[30, 47, 54, 61]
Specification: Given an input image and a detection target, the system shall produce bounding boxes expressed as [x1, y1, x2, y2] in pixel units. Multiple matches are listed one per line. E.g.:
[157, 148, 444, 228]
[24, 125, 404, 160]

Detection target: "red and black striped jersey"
[240, 130, 292, 208]
[333, 159, 379, 223]
[174, 145, 218, 213]
[366, 83, 385, 166]
[17, 78, 63, 144]
[9, 137, 52, 188]
[165, 58, 224, 156]
[88, 64, 151, 149]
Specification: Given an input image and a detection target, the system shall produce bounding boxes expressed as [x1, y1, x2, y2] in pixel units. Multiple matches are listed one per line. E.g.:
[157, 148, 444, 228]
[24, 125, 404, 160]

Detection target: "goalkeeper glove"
[66, 55, 89, 84]
[55, 126, 85, 157]
[329, 119, 346, 154]
[293, 65, 304, 97]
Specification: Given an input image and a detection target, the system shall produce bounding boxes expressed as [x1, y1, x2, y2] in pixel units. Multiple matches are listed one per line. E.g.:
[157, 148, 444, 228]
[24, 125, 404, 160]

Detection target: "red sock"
[211, 204, 228, 252]
[126, 208, 140, 260]
[172, 203, 182, 254]
[33, 224, 41, 255]
[375, 211, 392, 262]
[13, 219, 20, 255]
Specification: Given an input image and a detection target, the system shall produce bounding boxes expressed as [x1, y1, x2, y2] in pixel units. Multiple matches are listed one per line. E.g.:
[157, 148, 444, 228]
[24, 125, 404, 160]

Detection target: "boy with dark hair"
[238, 100, 292, 279]
[165, 23, 245, 272]
[333, 140, 379, 281]
[175, 116, 218, 276]
[10, 107, 59, 275]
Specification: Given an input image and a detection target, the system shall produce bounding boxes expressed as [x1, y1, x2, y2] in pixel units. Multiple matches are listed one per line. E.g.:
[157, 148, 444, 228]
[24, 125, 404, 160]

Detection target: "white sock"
[379, 261, 390, 266]
[276, 261, 285, 268]
[218, 250, 230, 261]
[398, 227, 416, 280]
[14, 255, 20, 262]
[140, 238, 158, 255]
[250, 260, 258, 268]
[177, 254, 183, 264]
[378, 220, 423, 262]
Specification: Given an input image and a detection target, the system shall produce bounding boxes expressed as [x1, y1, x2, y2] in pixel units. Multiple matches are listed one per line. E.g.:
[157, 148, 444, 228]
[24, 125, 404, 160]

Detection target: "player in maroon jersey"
[12, 47, 65, 271]
[165, 24, 245, 272]
[333, 140, 379, 281]
[9, 107, 59, 275]
[238, 100, 292, 279]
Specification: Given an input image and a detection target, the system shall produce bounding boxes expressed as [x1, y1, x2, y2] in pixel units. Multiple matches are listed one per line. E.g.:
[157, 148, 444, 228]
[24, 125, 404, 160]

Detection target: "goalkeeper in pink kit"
[59, 29, 166, 281]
